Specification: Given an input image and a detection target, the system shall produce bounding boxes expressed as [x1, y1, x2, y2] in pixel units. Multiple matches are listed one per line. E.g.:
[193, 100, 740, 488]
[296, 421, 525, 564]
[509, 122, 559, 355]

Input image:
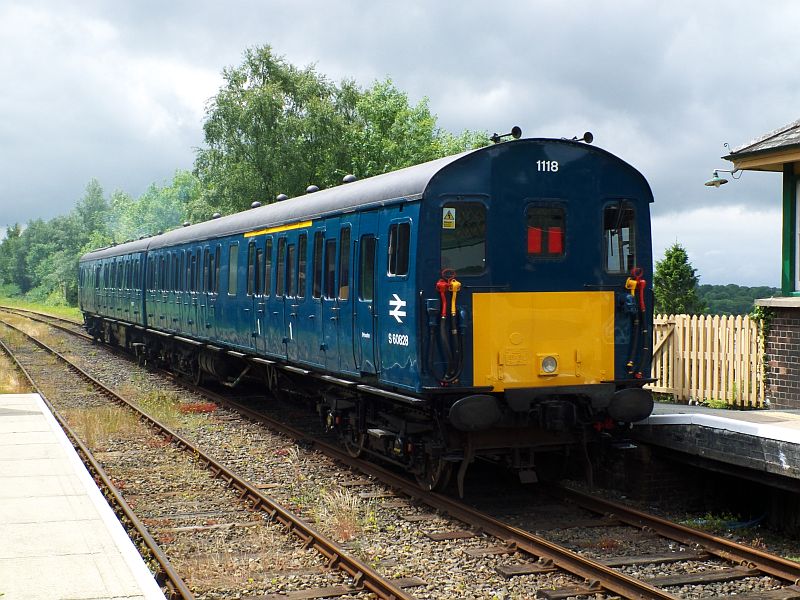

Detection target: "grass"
[312, 487, 377, 542]
[62, 405, 140, 449]
[0, 296, 82, 322]
[0, 351, 29, 393]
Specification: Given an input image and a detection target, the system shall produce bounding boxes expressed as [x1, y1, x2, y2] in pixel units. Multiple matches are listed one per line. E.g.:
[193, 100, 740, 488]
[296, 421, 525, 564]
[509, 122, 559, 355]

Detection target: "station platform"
[632, 402, 800, 490]
[0, 393, 165, 600]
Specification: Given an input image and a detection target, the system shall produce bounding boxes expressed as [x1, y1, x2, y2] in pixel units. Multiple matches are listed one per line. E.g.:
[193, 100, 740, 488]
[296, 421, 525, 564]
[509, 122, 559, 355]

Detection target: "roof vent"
[342, 174, 357, 183]
[306, 185, 319, 194]
[183, 221, 191, 227]
[276, 193, 288, 202]
[212, 212, 222, 219]
[251, 201, 261, 209]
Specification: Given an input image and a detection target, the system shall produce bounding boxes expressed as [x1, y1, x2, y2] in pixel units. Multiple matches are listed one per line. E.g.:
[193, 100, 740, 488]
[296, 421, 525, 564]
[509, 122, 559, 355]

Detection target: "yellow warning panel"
[442, 207, 456, 229]
[472, 291, 615, 391]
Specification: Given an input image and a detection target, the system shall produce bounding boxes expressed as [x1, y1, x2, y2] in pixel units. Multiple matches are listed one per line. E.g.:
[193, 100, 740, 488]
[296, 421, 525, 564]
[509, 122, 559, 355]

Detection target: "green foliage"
[195, 45, 488, 215]
[698, 284, 779, 316]
[0, 46, 488, 308]
[653, 243, 707, 315]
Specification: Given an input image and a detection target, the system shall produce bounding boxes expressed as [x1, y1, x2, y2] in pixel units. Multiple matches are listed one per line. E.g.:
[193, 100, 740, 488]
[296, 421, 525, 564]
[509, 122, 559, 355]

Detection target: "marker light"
[541, 356, 558, 374]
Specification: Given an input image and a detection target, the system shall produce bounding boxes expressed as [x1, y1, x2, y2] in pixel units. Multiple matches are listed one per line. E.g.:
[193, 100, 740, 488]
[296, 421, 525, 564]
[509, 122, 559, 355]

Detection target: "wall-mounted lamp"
[704, 168, 741, 188]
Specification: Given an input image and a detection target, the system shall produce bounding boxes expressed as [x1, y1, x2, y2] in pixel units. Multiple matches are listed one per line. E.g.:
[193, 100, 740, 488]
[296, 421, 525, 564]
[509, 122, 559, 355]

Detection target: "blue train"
[79, 133, 654, 493]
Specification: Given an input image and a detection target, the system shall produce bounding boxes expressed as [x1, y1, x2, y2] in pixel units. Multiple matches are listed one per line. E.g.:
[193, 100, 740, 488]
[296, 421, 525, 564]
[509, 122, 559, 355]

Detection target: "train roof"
[80, 138, 651, 262]
[81, 149, 472, 261]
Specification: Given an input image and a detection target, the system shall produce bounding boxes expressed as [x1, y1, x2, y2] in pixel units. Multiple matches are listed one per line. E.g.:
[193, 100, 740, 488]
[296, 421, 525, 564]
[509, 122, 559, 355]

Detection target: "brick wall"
[764, 307, 800, 410]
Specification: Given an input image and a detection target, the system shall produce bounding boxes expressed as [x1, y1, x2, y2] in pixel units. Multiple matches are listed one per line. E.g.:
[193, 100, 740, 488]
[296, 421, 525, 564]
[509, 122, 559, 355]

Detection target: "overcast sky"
[1, 1, 796, 286]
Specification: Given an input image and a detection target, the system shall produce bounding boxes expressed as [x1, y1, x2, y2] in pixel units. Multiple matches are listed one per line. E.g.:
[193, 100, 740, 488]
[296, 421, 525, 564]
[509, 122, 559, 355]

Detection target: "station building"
[724, 119, 800, 409]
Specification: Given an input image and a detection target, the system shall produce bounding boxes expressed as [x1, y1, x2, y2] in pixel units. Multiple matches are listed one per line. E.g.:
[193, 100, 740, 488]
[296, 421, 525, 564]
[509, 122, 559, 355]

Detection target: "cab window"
[441, 203, 485, 275]
[526, 205, 565, 258]
[604, 201, 636, 274]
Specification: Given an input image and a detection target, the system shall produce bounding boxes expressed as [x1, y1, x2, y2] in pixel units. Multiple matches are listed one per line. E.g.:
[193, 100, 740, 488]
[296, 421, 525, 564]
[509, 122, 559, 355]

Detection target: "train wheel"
[342, 431, 366, 458]
[415, 455, 453, 492]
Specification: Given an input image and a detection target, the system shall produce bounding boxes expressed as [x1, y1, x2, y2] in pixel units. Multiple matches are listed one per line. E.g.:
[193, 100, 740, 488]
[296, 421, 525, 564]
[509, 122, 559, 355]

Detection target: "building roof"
[724, 118, 800, 160]
[723, 118, 800, 172]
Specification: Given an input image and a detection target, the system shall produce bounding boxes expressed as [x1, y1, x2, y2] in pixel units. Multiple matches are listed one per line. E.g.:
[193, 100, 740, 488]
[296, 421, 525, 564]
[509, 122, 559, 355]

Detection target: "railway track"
[0, 312, 417, 600]
[3, 306, 800, 599]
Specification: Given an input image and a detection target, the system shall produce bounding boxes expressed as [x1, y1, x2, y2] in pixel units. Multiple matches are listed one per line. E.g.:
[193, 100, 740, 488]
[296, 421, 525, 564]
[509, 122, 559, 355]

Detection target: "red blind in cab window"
[527, 227, 542, 254]
[548, 227, 563, 254]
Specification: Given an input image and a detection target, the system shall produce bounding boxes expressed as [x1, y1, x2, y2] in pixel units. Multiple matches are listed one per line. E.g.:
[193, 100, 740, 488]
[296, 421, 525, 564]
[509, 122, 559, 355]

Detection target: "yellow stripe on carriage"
[244, 220, 313, 237]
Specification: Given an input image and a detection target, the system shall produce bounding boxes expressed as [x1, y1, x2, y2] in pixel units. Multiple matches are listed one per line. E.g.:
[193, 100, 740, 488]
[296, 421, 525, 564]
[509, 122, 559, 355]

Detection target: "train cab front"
[420, 138, 656, 488]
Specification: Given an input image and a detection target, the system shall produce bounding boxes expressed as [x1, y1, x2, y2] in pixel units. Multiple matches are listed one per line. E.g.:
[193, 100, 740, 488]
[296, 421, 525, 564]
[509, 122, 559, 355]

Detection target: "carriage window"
[312, 232, 324, 299]
[441, 203, 485, 276]
[287, 243, 296, 297]
[203, 249, 210, 292]
[247, 242, 256, 296]
[388, 222, 410, 276]
[604, 201, 636, 274]
[338, 228, 351, 300]
[298, 234, 307, 299]
[228, 244, 238, 296]
[214, 246, 221, 294]
[264, 238, 272, 296]
[325, 238, 337, 298]
[526, 205, 565, 257]
[359, 235, 376, 301]
[276, 238, 286, 297]
[255, 248, 263, 295]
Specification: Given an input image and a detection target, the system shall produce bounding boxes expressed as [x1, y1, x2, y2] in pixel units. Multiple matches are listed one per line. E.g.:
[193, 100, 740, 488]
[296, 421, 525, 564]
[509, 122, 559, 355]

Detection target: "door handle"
[308, 314, 315, 319]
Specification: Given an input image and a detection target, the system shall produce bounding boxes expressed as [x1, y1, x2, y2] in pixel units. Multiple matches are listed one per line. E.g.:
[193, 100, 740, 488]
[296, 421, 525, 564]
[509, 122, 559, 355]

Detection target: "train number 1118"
[537, 160, 559, 172]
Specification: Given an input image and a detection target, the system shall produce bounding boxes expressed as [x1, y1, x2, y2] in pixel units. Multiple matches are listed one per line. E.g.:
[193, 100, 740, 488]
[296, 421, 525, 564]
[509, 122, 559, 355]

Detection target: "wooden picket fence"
[647, 314, 764, 407]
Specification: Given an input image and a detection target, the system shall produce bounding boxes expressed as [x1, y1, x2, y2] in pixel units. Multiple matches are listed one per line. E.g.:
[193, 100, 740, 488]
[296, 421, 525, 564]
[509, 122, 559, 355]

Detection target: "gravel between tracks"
[5, 314, 800, 599]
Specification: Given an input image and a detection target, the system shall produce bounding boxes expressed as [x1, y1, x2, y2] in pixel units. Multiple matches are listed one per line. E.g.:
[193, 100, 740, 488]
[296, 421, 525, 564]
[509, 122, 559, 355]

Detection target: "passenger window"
[526, 205, 565, 258]
[298, 234, 307, 299]
[247, 242, 256, 296]
[441, 203, 485, 276]
[312, 232, 324, 299]
[604, 201, 636, 274]
[287, 243, 296, 297]
[359, 235, 376, 301]
[214, 246, 221, 294]
[276, 238, 286, 296]
[228, 244, 238, 296]
[203, 249, 210, 292]
[324, 239, 337, 298]
[338, 228, 351, 300]
[190, 254, 197, 292]
[255, 248, 263, 295]
[264, 238, 272, 296]
[388, 222, 410, 276]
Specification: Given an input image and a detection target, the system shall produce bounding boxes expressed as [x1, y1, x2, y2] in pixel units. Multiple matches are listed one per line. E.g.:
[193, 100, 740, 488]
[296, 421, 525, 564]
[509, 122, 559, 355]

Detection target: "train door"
[167, 250, 180, 331]
[355, 212, 379, 374]
[300, 229, 325, 368]
[255, 237, 272, 356]
[246, 240, 262, 351]
[194, 247, 205, 338]
[287, 231, 311, 363]
[321, 219, 340, 371]
[336, 222, 356, 374]
[284, 233, 300, 361]
[186, 249, 198, 336]
[266, 236, 287, 358]
[205, 245, 220, 339]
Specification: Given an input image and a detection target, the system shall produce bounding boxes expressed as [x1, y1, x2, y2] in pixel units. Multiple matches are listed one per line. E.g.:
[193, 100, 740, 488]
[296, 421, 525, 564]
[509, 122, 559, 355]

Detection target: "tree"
[195, 45, 489, 217]
[653, 243, 707, 315]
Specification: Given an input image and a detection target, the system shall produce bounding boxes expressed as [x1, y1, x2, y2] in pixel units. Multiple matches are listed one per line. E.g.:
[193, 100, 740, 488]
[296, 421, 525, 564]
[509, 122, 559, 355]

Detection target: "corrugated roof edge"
[726, 117, 800, 157]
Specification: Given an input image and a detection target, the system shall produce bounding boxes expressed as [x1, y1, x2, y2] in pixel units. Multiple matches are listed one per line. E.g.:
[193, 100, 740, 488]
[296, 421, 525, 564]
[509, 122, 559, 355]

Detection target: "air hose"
[428, 274, 464, 384]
